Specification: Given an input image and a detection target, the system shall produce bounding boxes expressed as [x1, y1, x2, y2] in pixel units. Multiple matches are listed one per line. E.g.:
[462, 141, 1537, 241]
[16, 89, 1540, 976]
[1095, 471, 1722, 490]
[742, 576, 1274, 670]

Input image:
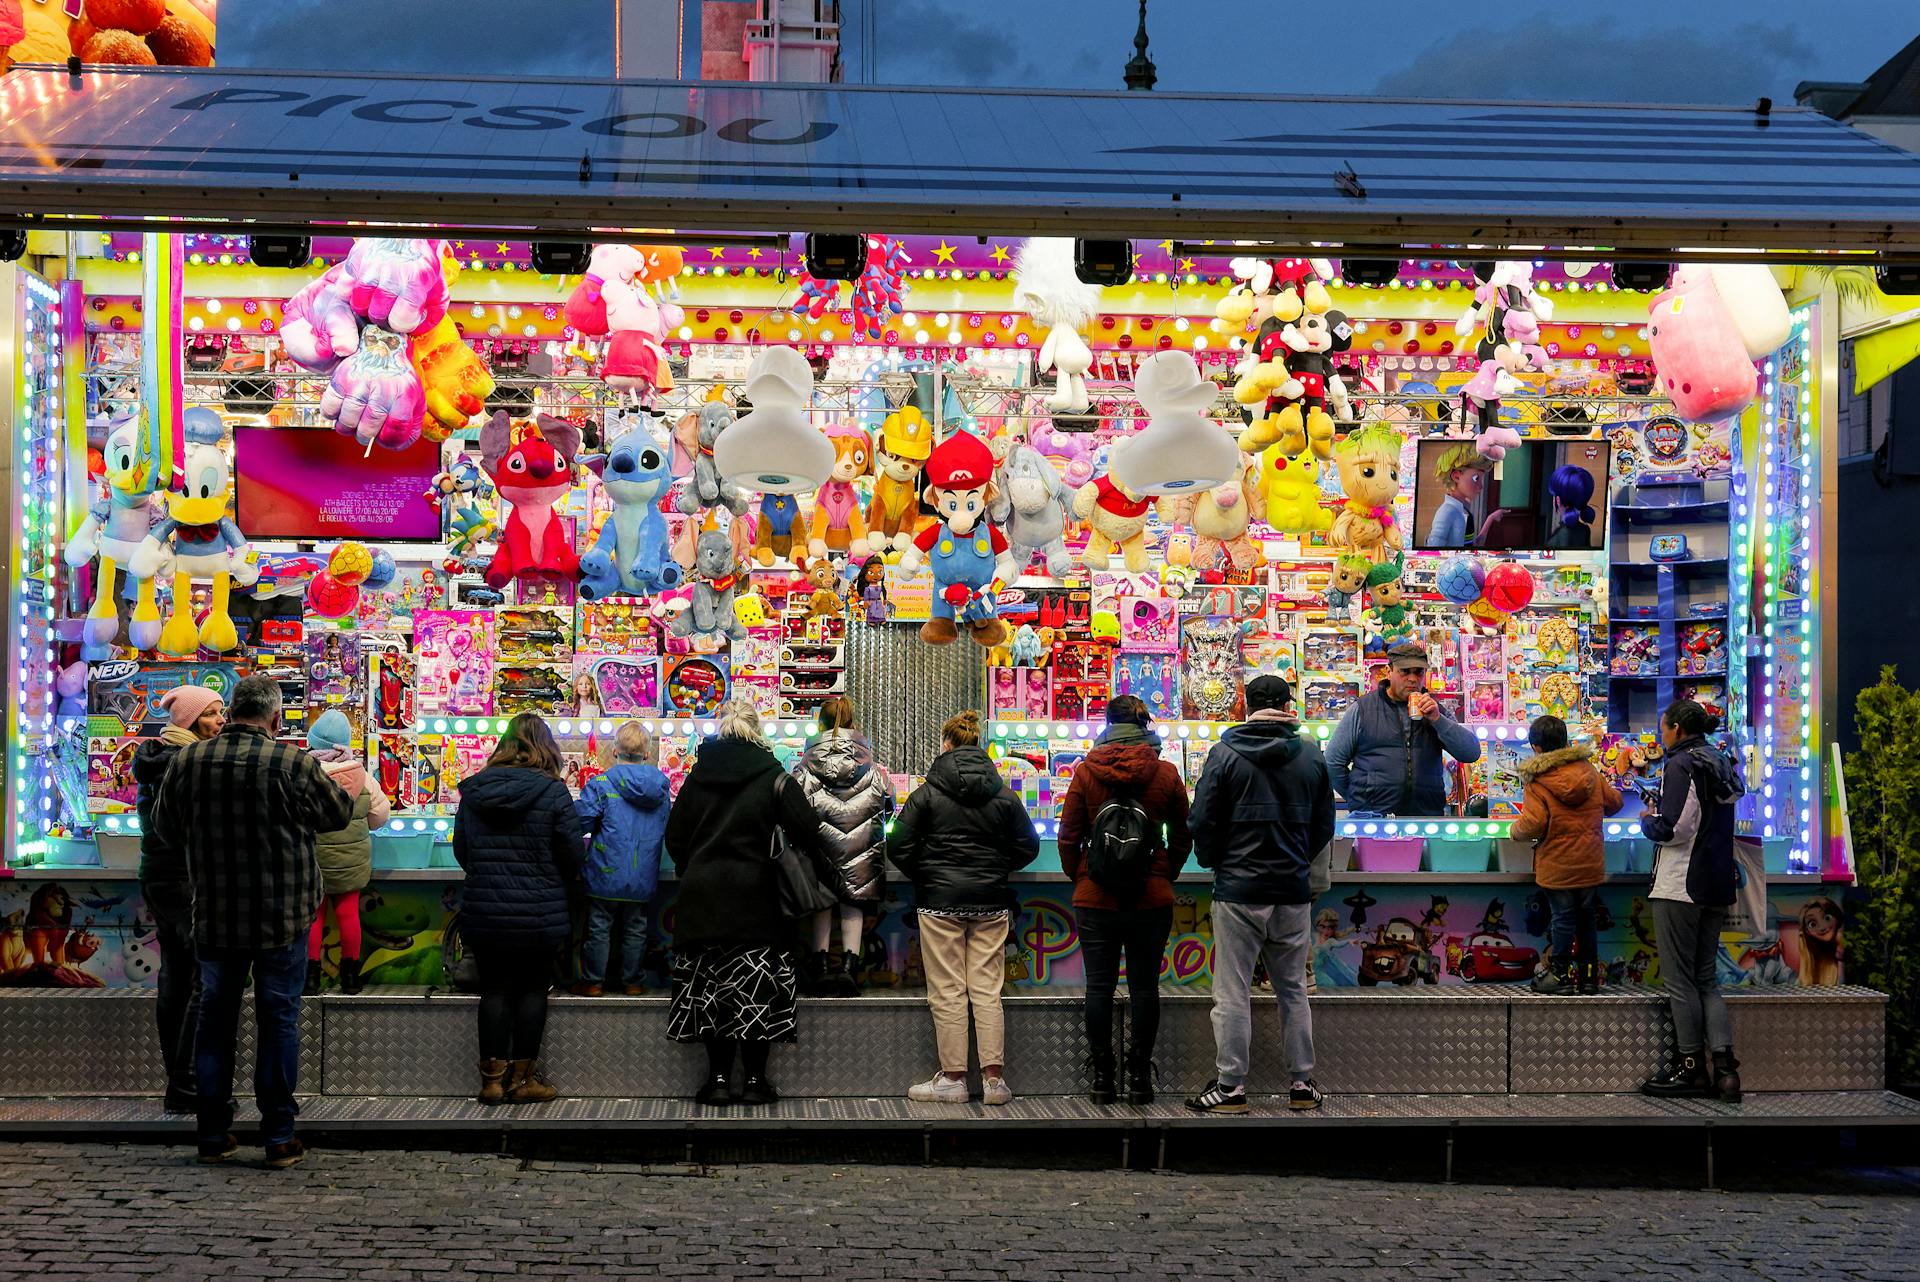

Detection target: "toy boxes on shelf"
[1113, 652, 1179, 721]
[779, 640, 846, 720]
[989, 665, 1051, 721]
[1610, 622, 1659, 675]
[1677, 619, 1727, 676]
[730, 628, 784, 719]
[415, 610, 495, 716]
[1459, 630, 1508, 725]
[1049, 637, 1112, 722]
[577, 655, 662, 718]
[1181, 616, 1245, 722]
[663, 655, 731, 719]
[1298, 624, 1361, 723]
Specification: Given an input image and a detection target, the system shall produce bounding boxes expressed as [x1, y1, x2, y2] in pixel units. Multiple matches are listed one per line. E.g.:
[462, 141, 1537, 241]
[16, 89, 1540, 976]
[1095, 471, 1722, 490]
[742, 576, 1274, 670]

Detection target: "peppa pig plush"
[1648, 273, 1758, 423]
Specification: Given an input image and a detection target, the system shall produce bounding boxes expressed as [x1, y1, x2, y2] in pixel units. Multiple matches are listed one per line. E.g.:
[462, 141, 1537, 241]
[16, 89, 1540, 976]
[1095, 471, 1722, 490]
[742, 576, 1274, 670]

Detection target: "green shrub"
[1845, 666, 1920, 1084]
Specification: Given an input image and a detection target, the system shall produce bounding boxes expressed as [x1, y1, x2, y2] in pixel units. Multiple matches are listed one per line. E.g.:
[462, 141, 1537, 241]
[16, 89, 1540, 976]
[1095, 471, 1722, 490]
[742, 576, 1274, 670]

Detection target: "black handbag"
[772, 774, 839, 919]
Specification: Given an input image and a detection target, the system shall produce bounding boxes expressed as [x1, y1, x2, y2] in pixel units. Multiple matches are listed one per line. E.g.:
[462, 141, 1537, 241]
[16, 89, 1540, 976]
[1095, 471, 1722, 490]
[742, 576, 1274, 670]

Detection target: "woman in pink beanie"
[131, 683, 226, 1114]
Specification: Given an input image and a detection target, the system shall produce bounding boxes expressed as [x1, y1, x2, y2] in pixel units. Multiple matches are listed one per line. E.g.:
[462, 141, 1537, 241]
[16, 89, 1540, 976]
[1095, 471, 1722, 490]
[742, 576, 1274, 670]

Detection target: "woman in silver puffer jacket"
[792, 697, 895, 996]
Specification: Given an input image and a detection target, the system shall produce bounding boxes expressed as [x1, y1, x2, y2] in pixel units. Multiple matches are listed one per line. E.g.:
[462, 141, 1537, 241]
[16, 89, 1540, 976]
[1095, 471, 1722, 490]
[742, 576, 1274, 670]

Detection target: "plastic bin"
[372, 832, 435, 870]
[95, 835, 136, 869]
[1496, 838, 1535, 875]
[1352, 837, 1423, 872]
[1604, 838, 1655, 875]
[429, 840, 461, 870]
[1425, 838, 1491, 873]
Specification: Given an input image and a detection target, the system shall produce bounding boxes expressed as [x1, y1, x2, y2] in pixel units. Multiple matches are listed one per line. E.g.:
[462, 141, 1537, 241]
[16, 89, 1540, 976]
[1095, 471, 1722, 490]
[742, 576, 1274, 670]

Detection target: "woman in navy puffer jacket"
[453, 713, 583, 1106]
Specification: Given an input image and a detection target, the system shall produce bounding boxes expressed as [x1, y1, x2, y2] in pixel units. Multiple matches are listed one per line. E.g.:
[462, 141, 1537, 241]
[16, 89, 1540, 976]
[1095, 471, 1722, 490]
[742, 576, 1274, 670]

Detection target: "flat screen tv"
[234, 427, 444, 541]
[1411, 438, 1611, 553]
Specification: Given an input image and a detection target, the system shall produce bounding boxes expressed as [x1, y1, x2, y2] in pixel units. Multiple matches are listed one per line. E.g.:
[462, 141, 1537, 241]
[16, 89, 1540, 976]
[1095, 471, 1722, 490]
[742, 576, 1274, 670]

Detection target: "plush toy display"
[868, 406, 934, 553]
[579, 417, 683, 601]
[1259, 443, 1333, 535]
[478, 411, 583, 589]
[1676, 264, 1791, 360]
[126, 408, 259, 656]
[804, 560, 844, 620]
[1110, 350, 1239, 496]
[992, 443, 1077, 579]
[600, 246, 685, 402]
[280, 263, 362, 374]
[808, 425, 874, 561]
[342, 237, 451, 337]
[753, 491, 807, 567]
[1364, 555, 1413, 643]
[65, 415, 168, 653]
[1009, 624, 1046, 667]
[796, 235, 912, 340]
[714, 346, 836, 495]
[1648, 272, 1760, 423]
[671, 527, 749, 642]
[565, 244, 650, 338]
[1072, 472, 1153, 573]
[1159, 458, 1264, 575]
[1237, 308, 1354, 457]
[1323, 553, 1371, 618]
[1014, 238, 1102, 414]
[1328, 423, 1405, 564]
[1217, 256, 1335, 329]
[675, 400, 749, 517]
[900, 431, 1016, 647]
[321, 325, 426, 451]
[409, 254, 495, 442]
[1454, 261, 1554, 459]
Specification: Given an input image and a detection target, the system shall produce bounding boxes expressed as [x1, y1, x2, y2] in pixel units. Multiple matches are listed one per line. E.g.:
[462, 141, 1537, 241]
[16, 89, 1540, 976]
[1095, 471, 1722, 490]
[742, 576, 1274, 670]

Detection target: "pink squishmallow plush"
[1648, 274, 1757, 423]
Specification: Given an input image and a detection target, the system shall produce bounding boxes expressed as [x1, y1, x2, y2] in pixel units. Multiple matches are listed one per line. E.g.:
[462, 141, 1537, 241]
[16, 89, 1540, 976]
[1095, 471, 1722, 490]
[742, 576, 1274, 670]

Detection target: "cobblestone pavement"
[0, 1140, 1915, 1280]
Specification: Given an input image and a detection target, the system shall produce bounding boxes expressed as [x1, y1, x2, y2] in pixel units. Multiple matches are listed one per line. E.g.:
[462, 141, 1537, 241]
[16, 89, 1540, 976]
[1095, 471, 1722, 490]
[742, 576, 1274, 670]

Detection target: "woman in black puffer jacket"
[452, 713, 583, 1107]
[888, 710, 1039, 1107]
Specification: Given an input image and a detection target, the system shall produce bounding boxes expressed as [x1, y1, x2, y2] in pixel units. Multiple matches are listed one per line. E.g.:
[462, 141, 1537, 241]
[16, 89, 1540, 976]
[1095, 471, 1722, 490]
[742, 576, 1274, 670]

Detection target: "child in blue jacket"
[574, 721, 670, 995]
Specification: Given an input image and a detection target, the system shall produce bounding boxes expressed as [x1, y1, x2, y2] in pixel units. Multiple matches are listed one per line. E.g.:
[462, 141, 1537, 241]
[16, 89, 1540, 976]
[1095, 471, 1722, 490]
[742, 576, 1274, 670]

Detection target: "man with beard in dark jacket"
[889, 710, 1040, 1106]
[1057, 695, 1191, 1105]
[1185, 676, 1335, 1115]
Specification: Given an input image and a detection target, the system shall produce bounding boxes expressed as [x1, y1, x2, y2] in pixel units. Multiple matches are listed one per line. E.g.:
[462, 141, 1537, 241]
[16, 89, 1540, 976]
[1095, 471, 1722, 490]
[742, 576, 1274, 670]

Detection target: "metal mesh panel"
[846, 621, 985, 774]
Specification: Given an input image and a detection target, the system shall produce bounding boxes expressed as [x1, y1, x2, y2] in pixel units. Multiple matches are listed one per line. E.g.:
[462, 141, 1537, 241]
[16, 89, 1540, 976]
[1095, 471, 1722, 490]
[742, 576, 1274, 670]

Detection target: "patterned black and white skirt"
[667, 946, 800, 1044]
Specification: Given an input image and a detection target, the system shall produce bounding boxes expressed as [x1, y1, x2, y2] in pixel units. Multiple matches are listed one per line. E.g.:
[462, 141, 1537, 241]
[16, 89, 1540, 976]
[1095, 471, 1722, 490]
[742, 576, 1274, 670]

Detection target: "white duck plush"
[712, 346, 836, 496]
[1109, 351, 1240, 496]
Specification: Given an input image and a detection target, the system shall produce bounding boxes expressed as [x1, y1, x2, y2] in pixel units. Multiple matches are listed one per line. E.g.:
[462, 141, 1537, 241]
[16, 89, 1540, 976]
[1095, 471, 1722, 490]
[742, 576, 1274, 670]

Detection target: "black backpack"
[1086, 785, 1156, 899]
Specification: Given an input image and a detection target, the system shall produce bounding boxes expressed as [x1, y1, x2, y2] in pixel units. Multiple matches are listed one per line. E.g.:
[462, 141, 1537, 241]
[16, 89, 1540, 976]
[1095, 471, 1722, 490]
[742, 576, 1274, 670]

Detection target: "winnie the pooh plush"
[1072, 473, 1153, 573]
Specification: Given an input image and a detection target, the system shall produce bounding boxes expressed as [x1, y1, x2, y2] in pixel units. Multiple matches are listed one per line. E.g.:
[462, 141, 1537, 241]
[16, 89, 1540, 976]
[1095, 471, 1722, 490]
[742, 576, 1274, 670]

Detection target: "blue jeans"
[1546, 887, 1600, 973]
[581, 899, 649, 986]
[196, 936, 306, 1147]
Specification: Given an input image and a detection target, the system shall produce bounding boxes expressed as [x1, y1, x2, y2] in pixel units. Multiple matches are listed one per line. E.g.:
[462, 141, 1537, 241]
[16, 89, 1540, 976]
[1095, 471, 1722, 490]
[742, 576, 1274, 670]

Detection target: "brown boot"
[919, 616, 958, 644]
[476, 1058, 509, 1106]
[505, 1059, 559, 1104]
[968, 618, 1009, 648]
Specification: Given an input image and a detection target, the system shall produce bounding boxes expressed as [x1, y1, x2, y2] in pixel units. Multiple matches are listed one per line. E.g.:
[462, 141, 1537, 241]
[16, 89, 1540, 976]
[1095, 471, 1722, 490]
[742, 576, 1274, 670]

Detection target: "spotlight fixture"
[1340, 258, 1400, 288]
[1874, 263, 1920, 295]
[1608, 261, 1672, 292]
[529, 241, 592, 275]
[1073, 239, 1134, 287]
[803, 233, 865, 281]
[248, 235, 312, 270]
[0, 230, 28, 262]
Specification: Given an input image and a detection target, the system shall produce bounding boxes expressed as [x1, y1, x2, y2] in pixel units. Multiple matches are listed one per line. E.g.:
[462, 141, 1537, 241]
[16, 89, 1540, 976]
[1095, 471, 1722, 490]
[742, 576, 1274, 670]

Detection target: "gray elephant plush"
[669, 528, 749, 641]
[676, 402, 750, 517]
[991, 443, 1076, 579]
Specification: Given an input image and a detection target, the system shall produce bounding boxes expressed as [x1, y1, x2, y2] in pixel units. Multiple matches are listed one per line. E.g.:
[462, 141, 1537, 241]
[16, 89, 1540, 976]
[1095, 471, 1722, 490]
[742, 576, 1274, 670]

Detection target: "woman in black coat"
[888, 710, 1040, 1106]
[452, 713, 583, 1106]
[665, 699, 830, 1107]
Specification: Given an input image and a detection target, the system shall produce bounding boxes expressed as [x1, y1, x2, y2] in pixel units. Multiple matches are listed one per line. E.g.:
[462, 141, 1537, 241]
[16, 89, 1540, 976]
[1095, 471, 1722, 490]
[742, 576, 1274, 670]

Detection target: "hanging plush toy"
[479, 410, 583, 589]
[795, 236, 912, 340]
[868, 406, 934, 553]
[1323, 553, 1371, 619]
[1259, 442, 1333, 535]
[1160, 458, 1265, 575]
[1648, 271, 1759, 423]
[1328, 423, 1406, 564]
[600, 246, 685, 403]
[1454, 262, 1554, 459]
[409, 251, 494, 442]
[579, 415, 683, 601]
[280, 263, 361, 374]
[1028, 420, 1096, 489]
[670, 526, 749, 642]
[808, 425, 874, 561]
[341, 237, 452, 337]
[127, 408, 259, 656]
[1237, 307, 1354, 458]
[65, 415, 168, 653]
[1675, 265, 1791, 360]
[713, 346, 836, 496]
[564, 244, 641, 338]
[899, 431, 1016, 647]
[321, 324, 426, 451]
[1014, 238, 1102, 414]
[1111, 350, 1239, 496]
[992, 443, 1076, 579]
[429, 455, 496, 567]
[674, 399, 749, 517]
[1364, 554, 1414, 643]
[1071, 471, 1153, 573]
[1218, 256, 1335, 330]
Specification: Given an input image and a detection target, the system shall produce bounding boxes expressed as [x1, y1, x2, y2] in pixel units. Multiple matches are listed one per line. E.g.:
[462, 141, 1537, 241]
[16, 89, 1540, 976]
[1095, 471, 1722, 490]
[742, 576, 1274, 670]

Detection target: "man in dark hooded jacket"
[1185, 676, 1334, 1115]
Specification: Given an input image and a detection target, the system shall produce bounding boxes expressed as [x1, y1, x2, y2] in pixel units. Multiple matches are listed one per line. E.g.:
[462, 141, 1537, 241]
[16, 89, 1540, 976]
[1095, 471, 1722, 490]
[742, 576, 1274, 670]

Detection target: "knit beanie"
[307, 708, 353, 754]
[159, 684, 224, 730]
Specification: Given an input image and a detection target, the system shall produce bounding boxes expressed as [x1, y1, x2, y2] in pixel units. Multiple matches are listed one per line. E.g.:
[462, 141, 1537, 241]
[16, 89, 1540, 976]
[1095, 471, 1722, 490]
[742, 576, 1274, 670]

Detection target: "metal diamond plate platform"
[0, 986, 1889, 1104]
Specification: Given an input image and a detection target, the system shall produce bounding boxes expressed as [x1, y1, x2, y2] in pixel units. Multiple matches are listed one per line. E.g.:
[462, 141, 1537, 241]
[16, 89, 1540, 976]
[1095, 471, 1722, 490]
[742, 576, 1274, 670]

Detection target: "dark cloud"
[870, 0, 1112, 89]
[1373, 20, 1807, 104]
[219, 0, 611, 76]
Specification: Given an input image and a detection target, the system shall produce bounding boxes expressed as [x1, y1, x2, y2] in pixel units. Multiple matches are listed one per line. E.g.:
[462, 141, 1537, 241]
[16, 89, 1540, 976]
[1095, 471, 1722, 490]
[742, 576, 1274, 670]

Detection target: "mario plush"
[898, 432, 1017, 647]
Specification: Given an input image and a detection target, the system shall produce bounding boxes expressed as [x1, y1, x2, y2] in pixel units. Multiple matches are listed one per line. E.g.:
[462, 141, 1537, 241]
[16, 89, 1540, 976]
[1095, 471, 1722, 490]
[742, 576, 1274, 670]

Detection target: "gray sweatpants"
[1209, 900, 1315, 1089]
[1651, 900, 1732, 1054]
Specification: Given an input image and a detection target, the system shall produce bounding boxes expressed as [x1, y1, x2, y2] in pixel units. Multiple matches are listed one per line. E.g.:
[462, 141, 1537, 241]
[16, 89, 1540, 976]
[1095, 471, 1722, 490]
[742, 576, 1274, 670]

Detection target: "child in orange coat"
[1510, 714, 1624, 994]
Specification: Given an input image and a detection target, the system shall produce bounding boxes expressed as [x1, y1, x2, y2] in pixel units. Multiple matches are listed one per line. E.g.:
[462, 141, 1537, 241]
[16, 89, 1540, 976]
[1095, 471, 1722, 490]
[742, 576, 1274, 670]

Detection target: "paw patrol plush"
[808, 425, 873, 561]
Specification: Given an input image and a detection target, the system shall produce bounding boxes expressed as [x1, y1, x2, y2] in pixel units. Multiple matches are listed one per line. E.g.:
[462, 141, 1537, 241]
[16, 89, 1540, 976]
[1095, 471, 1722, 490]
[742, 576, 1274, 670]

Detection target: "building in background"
[1796, 32, 1920, 154]
[616, 0, 841, 82]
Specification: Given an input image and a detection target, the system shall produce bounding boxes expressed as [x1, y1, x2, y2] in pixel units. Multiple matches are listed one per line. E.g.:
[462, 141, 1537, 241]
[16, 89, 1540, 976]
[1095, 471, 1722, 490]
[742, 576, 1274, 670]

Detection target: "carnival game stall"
[0, 68, 1909, 1114]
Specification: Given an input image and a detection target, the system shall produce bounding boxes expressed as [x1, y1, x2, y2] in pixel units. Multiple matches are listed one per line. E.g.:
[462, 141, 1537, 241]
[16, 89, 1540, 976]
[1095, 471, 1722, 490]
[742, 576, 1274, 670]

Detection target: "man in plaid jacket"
[150, 674, 355, 1167]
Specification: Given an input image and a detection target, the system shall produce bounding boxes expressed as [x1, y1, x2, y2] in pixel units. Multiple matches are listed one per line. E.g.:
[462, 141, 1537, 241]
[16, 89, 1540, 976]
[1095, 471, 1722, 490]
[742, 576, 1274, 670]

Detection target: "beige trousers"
[917, 913, 1009, 1074]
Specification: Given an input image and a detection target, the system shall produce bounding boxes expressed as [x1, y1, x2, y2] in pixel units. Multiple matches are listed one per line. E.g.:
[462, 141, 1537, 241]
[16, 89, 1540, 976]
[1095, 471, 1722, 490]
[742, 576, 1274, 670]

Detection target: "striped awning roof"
[3, 65, 1920, 251]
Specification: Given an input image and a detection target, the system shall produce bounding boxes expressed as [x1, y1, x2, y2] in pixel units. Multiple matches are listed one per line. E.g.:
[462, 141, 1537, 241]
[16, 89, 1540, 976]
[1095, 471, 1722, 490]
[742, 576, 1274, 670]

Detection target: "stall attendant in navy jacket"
[453, 713, 583, 1107]
[1325, 640, 1481, 814]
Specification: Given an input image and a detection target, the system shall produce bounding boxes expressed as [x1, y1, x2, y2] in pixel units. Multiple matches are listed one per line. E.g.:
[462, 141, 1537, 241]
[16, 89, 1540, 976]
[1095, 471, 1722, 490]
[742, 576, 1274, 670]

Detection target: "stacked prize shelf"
[1605, 475, 1732, 733]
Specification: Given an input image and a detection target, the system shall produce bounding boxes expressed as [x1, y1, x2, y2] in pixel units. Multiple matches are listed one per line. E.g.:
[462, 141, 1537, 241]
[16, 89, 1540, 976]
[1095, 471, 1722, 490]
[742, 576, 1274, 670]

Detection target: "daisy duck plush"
[899, 432, 1016, 647]
[127, 408, 259, 656]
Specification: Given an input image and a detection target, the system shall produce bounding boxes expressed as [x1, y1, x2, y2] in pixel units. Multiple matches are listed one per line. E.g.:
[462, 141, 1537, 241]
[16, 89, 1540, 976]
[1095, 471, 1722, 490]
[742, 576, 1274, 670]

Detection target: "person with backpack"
[1184, 676, 1335, 1114]
[1056, 695, 1192, 1105]
[888, 710, 1041, 1105]
[1639, 698, 1748, 1103]
[573, 721, 670, 996]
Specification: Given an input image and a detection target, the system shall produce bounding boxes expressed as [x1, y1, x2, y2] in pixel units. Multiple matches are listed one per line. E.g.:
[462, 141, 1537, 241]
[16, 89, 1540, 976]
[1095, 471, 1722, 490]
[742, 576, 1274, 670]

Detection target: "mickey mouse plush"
[1239, 308, 1354, 456]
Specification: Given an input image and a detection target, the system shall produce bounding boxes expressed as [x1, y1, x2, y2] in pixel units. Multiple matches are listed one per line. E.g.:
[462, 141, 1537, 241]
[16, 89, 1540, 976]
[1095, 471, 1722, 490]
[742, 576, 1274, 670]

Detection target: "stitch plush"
[126, 409, 260, 655]
[1328, 423, 1406, 565]
[669, 528, 749, 642]
[674, 400, 749, 517]
[808, 425, 874, 561]
[579, 416, 683, 601]
[867, 406, 934, 553]
[65, 414, 168, 653]
[478, 410, 583, 589]
[991, 443, 1076, 579]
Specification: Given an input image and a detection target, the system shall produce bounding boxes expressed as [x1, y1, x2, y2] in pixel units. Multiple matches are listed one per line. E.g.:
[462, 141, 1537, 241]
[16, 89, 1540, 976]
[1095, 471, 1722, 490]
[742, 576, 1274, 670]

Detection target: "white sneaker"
[907, 1072, 968, 1103]
[981, 1075, 1014, 1106]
